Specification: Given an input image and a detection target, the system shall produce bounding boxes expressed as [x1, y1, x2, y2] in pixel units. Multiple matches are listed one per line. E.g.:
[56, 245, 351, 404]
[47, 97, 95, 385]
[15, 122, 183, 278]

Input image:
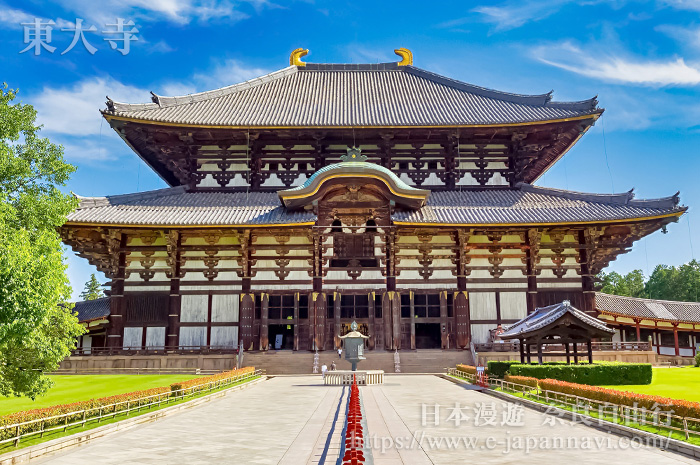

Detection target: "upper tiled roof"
[65, 183, 684, 227]
[595, 292, 700, 324]
[393, 183, 684, 225]
[72, 297, 110, 322]
[103, 63, 600, 127]
[500, 300, 614, 339]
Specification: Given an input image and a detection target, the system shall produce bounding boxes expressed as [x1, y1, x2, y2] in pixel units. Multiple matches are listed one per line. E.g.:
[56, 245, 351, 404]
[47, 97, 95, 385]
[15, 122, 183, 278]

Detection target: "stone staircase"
[242, 349, 473, 375]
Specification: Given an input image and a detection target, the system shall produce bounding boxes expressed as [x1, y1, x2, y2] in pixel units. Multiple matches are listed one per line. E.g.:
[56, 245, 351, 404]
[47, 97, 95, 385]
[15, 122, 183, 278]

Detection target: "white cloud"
[471, 0, 579, 31]
[158, 59, 269, 95]
[31, 77, 147, 137]
[533, 42, 700, 86]
[0, 4, 74, 29]
[663, 0, 700, 11]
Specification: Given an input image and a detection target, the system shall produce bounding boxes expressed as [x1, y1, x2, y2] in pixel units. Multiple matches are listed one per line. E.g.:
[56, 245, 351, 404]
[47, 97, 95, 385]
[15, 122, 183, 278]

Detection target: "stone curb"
[439, 374, 700, 460]
[0, 376, 267, 465]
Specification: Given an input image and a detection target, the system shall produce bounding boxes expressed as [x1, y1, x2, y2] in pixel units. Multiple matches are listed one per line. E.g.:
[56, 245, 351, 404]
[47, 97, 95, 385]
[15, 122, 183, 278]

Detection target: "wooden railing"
[448, 367, 700, 442]
[475, 341, 652, 352]
[0, 369, 262, 447]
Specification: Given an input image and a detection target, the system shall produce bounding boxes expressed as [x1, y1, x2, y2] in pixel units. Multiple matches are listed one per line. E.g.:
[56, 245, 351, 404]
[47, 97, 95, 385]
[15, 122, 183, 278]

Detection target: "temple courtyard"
[31, 375, 694, 465]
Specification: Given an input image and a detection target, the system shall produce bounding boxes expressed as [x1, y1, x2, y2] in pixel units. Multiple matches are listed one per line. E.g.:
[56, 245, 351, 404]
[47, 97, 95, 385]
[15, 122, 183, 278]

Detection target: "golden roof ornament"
[290, 48, 309, 67]
[394, 47, 413, 66]
[341, 147, 367, 162]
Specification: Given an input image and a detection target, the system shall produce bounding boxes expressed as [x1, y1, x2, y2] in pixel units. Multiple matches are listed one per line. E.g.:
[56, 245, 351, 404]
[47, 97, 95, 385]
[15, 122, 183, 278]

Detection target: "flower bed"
[504, 375, 538, 391]
[538, 378, 700, 419]
[455, 364, 477, 375]
[169, 367, 255, 394]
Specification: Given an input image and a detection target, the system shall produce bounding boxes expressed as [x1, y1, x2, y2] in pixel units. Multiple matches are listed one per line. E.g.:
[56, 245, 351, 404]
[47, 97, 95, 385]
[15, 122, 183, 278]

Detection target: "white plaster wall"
[470, 324, 492, 344]
[123, 327, 143, 349]
[145, 326, 166, 348]
[469, 292, 497, 320]
[211, 326, 238, 348]
[500, 292, 527, 320]
[179, 327, 207, 348]
[181, 295, 208, 322]
[212, 294, 239, 322]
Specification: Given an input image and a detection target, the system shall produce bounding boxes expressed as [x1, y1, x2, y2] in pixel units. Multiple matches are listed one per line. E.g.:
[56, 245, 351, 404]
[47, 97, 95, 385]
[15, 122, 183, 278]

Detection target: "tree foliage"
[80, 273, 104, 301]
[0, 84, 83, 399]
[597, 260, 700, 303]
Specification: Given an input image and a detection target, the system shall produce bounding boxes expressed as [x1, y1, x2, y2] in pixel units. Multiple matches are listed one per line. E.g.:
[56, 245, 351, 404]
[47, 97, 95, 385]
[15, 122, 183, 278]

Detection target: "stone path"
[33, 375, 695, 465]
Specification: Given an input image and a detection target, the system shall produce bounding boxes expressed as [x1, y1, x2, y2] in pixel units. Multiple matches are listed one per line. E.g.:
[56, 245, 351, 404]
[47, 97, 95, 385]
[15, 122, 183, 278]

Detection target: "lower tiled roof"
[65, 183, 684, 227]
[72, 297, 110, 322]
[500, 300, 614, 339]
[595, 292, 700, 324]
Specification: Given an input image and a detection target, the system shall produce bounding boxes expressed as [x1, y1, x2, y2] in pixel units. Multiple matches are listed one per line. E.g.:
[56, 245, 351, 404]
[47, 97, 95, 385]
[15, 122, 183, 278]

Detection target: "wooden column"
[519, 339, 525, 364]
[572, 342, 579, 364]
[167, 231, 182, 348]
[107, 233, 127, 349]
[293, 292, 299, 351]
[578, 229, 596, 315]
[454, 292, 470, 349]
[537, 340, 543, 364]
[526, 229, 540, 314]
[635, 319, 641, 342]
[565, 343, 571, 364]
[673, 324, 680, 356]
[309, 291, 326, 351]
[409, 291, 416, 350]
[382, 292, 393, 350]
[587, 340, 593, 364]
[334, 292, 341, 349]
[440, 291, 448, 349]
[240, 293, 255, 351]
[385, 230, 400, 350]
[259, 293, 269, 351]
[368, 291, 376, 350]
[525, 343, 532, 364]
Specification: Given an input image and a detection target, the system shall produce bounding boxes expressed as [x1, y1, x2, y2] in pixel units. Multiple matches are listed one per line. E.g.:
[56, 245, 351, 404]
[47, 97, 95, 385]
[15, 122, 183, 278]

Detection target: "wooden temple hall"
[61, 48, 687, 355]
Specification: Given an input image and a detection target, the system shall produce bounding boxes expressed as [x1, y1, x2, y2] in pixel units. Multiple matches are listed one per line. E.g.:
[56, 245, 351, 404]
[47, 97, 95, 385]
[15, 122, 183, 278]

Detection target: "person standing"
[337, 347, 342, 359]
[330, 361, 336, 371]
[321, 363, 328, 380]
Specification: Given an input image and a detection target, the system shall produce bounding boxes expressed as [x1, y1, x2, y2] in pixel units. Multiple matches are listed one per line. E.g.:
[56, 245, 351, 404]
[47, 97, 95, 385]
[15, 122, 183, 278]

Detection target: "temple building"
[62, 48, 687, 356]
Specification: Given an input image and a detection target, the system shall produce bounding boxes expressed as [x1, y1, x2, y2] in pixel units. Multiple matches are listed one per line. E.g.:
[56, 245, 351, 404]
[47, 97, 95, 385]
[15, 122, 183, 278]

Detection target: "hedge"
[486, 361, 520, 378]
[504, 375, 538, 391]
[170, 367, 256, 393]
[539, 379, 700, 419]
[509, 362, 652, 385]
[455, 364, 477, 375]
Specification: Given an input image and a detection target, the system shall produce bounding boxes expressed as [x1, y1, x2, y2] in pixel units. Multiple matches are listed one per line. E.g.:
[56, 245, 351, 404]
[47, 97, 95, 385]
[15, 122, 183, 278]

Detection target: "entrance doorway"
[268, 324, 294, 350]
[415, 323, 441, 349]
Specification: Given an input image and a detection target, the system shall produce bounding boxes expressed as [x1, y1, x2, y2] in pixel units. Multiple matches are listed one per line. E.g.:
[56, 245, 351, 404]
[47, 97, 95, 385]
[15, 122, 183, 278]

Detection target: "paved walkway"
[33, 375, 695, 465]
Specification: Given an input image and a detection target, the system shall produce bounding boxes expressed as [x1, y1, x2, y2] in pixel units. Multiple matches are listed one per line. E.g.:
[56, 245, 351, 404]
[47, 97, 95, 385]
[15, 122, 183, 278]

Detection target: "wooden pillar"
[454, 291, 470, 349]
[526, 229, 540, 315]
[310, 292, 326, 351]
[334, 292, 341, 349]
[673, 324, 680, 356]
[565, 343, 571, 364]
[525, 342, 532, 364]
[107, 233, 127, 349]
[167, 231, 181, 348]
[572, 342, 579, 364]
[440, 291, 448, 349]
[259, 293, 269, 350]
[519, 339, 525, 364]
[368, 292, 376, 350]
[239, 292, 255, 351]
[578, 230, 596, 315]
[409, 291, 416, 350]
[635, 319, 641, 342]
[537, 341, 543, 365]
[293, 292, 299, 351]
[587, 339, 593, 364]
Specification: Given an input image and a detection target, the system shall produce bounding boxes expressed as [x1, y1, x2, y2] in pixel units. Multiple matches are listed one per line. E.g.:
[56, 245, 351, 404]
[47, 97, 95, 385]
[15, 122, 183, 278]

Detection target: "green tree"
[0, 84, 83, 399]
[597, 269, 646, 298]
[80, 273, 104, 301]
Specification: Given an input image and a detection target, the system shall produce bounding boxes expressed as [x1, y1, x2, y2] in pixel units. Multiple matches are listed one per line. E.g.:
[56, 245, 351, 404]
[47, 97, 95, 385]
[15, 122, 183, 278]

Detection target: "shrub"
[170, 367, 255, 394]
[486, 361, 520, 378]
[504, 375, 538, 391]
[695, 352, 700, 367]
[538, 378, 700, 419]
[509, 362, 651, 385]
[455, 364, 477, 375]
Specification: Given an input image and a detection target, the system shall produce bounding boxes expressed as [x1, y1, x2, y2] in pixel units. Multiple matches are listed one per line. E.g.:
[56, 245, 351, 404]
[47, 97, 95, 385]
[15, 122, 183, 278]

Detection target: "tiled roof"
[72, 298, 110, 322]
[104, 63, 600, 127]
[65, 183, 684, 227]
[595, 292, 700, 324]
[393, 183, 684, 225]
[67, 187, 316, 226]
[500, 300, 615, 339]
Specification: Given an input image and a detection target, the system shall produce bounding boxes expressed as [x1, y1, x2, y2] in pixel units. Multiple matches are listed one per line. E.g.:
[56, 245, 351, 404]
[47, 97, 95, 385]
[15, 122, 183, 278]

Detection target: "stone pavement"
[32, 375, 695, 465]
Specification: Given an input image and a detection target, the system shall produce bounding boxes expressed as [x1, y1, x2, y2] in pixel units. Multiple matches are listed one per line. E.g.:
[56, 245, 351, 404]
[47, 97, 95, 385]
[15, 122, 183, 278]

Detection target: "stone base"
[476, 350, 657, 364]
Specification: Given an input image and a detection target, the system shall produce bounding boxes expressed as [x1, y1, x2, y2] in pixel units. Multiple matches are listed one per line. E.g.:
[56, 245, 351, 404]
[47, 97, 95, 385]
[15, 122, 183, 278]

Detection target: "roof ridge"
[106, 66, 298, 113]
[517, 183, 682, 209]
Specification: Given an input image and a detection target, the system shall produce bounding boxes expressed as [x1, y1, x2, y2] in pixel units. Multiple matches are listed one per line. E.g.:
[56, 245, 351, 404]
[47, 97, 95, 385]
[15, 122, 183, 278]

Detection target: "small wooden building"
[499, 300, 615, 364]
[60, 49, 686, 354]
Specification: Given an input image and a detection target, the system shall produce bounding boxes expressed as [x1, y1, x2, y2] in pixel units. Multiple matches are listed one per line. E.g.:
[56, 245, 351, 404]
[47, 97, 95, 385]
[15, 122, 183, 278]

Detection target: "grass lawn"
[0, 375, 199, 416]
[603, 366, 700, 402]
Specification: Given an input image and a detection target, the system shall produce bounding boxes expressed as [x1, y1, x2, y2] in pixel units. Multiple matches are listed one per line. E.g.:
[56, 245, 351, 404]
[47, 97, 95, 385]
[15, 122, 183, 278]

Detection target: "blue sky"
[2, 0, 700, 299]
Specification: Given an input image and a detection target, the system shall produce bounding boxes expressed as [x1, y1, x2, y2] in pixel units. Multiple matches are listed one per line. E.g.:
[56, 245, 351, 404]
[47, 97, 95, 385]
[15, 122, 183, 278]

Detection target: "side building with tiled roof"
[60, 48, 688, 359]
[596, 292, 699, 358]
